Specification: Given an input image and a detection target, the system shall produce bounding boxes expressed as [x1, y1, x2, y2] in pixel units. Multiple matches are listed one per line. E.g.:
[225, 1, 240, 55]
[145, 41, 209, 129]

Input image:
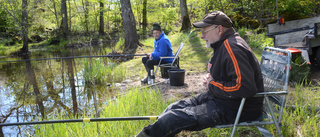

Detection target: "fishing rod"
[176, 29, 199, 46]
[0, 116, 158, 127]
[0, 54, 147, 63]
[1, 30, 200, 64]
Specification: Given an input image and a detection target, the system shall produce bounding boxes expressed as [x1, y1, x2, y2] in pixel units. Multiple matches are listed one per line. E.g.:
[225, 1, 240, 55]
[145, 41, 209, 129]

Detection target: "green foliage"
[0, 43, 8, 55]
[233, 0, 275, 18]
[0, 0, 320, 55]
[289, 54, 311, 84]
[0, 43, 21, 56]
[237, 27, 273, 50]
[279, 0, 316, 17]
[160, 7, 178, 32]
[0, 10, 8, 32]
[114, 37, 124, 51]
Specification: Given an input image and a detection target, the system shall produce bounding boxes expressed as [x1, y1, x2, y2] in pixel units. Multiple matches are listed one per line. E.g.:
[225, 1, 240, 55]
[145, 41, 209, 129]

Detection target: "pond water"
[0, 46, 123, 136]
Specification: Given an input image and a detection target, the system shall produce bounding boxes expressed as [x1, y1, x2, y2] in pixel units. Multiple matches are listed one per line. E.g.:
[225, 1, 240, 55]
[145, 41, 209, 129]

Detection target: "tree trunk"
[142, 0, 147, 39]
[61, 0, 68, 38]
[68, 0, 72, 35]
[120, 0, 139, 56]
[81, 0, 89, 34]
[52, 0, 60, 34]
[0, 124, 3, 137]
[21, 0, 28, 53]
[99, 1, 105, 35]
[180, 0, 191, 32]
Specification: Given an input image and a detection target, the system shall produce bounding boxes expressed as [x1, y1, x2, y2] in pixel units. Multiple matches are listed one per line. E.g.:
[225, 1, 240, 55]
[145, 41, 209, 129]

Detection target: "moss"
[230, 14, 260, 29]
[281, 12, 312, 22]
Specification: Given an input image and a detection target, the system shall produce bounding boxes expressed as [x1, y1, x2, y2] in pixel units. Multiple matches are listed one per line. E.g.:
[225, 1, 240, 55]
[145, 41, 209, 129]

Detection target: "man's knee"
[146, 60, 156, 69]
[142, 57, 148, 64]
[165, 99, 192, 112]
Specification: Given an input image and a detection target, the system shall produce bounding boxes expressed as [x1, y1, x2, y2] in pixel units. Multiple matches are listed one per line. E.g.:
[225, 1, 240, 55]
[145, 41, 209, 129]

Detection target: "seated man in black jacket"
[136, 11, 264, 137]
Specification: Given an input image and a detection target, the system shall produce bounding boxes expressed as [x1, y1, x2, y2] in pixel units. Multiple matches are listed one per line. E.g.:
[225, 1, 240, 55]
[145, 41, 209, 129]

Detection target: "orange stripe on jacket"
[209, 39, 241, 92]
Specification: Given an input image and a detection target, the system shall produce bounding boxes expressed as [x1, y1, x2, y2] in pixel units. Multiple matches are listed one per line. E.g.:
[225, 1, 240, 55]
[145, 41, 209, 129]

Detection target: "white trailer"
[267, 16, 320, 69]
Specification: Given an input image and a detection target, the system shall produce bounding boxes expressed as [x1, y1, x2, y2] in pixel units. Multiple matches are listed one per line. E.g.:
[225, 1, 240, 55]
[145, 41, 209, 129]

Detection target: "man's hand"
[147, 53, 152, 60]
[203, 73, 213, 91]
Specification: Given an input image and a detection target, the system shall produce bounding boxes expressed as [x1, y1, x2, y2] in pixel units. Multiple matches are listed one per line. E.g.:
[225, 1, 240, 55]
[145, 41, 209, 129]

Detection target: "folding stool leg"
[154, 58, 163, 76]
[256, 126, 274, 137]
[230, 98, 246, 137]
[265, 97, 283, 137]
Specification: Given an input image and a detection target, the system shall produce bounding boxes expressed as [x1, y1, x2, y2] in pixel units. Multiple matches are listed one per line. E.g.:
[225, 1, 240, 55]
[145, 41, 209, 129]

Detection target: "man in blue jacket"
[141, 23, 174, 83]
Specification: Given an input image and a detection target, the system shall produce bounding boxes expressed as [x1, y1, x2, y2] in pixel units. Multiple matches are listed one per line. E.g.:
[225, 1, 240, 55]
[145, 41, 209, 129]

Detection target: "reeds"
[83, 58, 126, 84]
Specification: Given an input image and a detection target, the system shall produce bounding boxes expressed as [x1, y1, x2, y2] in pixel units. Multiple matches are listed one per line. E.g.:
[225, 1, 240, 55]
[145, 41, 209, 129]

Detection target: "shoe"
[135, 128, 149, 137]
[141, 77, 148, 83]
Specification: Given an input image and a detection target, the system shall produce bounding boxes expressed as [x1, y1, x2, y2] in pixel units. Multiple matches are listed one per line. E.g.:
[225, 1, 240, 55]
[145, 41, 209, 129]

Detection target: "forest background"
[0, 0, 320, 56]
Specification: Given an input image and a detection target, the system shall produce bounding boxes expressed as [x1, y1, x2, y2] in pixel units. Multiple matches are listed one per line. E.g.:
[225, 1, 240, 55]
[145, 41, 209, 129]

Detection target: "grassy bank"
[34, 88, 175, 136]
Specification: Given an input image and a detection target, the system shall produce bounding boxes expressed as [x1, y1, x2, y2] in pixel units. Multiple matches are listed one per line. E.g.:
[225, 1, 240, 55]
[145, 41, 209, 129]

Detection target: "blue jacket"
[151, 32, 174, 63]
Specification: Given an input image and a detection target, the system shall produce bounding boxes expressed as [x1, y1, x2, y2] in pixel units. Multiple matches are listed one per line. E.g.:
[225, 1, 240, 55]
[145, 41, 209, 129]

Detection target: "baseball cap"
[152, 23, 162, 31]
[192, 11, 233, 28]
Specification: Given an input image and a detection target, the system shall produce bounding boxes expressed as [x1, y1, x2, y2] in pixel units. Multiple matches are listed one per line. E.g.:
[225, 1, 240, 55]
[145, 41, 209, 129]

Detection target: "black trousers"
[144, 92, 230, 137]
[142, 56, 167, 76]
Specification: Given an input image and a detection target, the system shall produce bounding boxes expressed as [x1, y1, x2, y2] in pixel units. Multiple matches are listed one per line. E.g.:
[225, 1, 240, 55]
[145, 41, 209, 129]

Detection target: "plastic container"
[168, 69, 185, 86]
[150, 69, 155, 84]
[159, 64, 179, 78]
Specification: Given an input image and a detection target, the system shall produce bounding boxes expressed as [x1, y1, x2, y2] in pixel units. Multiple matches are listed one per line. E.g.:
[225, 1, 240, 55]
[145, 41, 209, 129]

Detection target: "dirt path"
[151, 72, 208, 100]
[120, 67, 320, 100]
[119, 72, 208, 100]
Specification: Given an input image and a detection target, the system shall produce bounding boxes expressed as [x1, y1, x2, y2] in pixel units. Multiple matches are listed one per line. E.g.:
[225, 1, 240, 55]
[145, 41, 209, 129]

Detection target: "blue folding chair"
[154, 42, 184, 77]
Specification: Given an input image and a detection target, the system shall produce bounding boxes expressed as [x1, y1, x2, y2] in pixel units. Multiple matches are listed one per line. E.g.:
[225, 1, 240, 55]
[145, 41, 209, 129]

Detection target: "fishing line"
[0, 54, 147, 63]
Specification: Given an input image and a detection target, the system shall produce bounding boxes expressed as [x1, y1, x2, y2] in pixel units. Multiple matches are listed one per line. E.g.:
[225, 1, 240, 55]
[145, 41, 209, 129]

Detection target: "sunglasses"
[201, 25, 219, 36]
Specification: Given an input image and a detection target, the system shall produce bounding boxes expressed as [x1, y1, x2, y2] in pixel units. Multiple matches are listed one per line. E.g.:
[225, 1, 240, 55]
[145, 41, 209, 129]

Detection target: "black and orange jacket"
[208, 28, 264, 122]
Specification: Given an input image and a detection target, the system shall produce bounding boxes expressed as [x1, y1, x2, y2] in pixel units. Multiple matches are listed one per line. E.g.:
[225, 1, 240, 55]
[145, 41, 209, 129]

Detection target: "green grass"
[34, 87, 175, 137]
[279, 85, 320, 136]
[0, 43, 21, 56]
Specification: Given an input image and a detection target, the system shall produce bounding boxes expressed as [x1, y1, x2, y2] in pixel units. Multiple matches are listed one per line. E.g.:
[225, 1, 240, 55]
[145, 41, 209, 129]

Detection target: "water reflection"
[0, 47, 119, 136]
[66, 58, 78, 116]
[24, 55, 45, 119]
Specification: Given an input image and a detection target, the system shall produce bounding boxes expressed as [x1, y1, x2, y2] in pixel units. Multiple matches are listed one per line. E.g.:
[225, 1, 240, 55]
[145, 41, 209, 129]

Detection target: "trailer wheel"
[317, 47, 320, 69]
